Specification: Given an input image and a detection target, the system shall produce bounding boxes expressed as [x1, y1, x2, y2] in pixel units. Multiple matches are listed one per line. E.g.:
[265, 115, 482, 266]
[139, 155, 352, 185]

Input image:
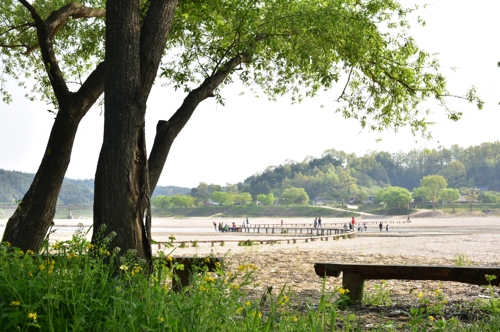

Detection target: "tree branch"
[148, 53, 252, 190]
[25, 2, 105, 54]
[18, 0, 70, 102]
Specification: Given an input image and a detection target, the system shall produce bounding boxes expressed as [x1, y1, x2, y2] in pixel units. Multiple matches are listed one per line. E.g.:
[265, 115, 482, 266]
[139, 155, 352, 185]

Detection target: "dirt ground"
[147, 215, 500, 329]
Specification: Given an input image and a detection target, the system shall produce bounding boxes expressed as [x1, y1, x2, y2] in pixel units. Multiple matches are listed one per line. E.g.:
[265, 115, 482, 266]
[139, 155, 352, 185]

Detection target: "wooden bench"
[157, 256, 223, 292]
[314, 263, 500, 302]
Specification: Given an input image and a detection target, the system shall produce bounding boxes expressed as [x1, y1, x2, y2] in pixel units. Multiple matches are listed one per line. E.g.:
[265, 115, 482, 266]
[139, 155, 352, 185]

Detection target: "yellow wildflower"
[204, 276, 215, 283]
[418, 293, 424, 299]
[429, 316, 435, 321]
[116, 287, 122, 293]
[39, 264, 45, 271]
[159, 317, 164, 322]
[119, 265, 129, 271]
[434, 289, 441, 296]
[28, 271, 33, 278]
[53, 242, 60, 250]
[10, 301, 21, 306]
[238, 263, 258, 272]
[204, 257, 211, 263]
[292, 316, 298, 322]
[87, 243, 95, 250]
[28, 312, 37, 321]
[162, 285, 168, 291]
[245, 301, 251, 307]
[278, 295, 289, 306]
[236, 307, 243, 315]
[339, 288, 349, 295]
[253, 311, 262, 318]
[199, 285, 207, 291]
[26, 250, 34, 255]
[18, 250, 24, 256]
[167, 256, 173, 262]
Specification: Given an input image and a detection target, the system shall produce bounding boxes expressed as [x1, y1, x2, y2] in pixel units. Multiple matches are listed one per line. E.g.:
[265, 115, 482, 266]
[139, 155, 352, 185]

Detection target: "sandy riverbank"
[2, 216, 500, 261]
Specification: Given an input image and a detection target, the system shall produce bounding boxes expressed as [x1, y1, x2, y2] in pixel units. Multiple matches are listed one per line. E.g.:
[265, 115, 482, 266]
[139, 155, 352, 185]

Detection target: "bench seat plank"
[315, 263, 500, 302]
[315, 263, 500, 286]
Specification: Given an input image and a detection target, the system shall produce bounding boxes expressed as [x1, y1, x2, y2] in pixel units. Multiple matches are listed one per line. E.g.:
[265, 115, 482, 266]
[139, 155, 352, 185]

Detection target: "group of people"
[343, 216, 359, 231]
[213, 218, 250, 232]
[313, 217, 322, 228]
[356, 223, 368, 232]
[214, 221, 229, 232]
[341, 217, 390, 232]
[379, 222, 389, 232]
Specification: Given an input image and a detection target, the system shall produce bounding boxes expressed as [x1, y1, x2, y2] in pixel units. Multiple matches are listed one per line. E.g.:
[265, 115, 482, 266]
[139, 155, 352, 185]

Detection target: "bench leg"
[343, 272, 364, 303]
[172, 268, 191, 292]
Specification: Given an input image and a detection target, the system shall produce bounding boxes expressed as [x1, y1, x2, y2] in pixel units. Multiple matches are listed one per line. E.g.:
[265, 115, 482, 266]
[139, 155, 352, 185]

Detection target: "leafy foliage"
[280, 187, 309, 205]
[420, 174, 448, 209]
[439, 188, 460, 212]
[161, 0, 481, 136]
[376, 186, 412, 210]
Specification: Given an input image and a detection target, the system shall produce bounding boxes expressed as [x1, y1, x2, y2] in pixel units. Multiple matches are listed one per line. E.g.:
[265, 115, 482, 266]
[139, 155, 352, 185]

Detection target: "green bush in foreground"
[1, 225, 499, 331]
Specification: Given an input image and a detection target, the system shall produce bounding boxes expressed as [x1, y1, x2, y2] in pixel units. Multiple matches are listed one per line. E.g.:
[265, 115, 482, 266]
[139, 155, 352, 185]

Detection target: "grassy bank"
[152, 206, 357, 218]
[4, 202, 498, 221]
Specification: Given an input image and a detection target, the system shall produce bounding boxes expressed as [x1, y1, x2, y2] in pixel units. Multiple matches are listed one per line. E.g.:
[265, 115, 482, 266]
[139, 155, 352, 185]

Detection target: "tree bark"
[92, 0, 177, 262]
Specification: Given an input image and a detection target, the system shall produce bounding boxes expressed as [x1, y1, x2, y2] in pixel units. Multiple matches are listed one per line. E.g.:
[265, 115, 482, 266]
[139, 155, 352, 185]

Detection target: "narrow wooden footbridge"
[236, 219, 411, 229]
[231, 219, 411, 235]
[236, 225, 348, 236]
[155, 220, 411, 249]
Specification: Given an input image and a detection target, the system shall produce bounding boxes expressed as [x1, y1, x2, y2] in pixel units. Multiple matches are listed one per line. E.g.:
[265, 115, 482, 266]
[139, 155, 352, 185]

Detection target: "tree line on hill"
[152, 142, 500, 208]
[3, 141, 500, 208]
[242, 142, 500, 199]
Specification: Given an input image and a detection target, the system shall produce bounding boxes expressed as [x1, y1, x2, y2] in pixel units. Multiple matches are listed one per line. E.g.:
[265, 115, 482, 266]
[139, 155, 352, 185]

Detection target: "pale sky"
[1, 0, 499, 188]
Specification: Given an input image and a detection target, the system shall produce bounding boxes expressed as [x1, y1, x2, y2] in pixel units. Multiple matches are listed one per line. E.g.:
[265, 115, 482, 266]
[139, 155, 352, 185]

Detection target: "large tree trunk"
[2, 64, 105, 252]
[2, 110, 80, 251]
[92, 0, 177, 262]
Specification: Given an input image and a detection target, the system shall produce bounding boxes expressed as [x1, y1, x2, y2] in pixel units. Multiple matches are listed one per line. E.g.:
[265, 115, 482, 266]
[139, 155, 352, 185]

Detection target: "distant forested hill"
[239, 142, 500, 201]
[3, 141, 500, 206]
[0, 169, 190, 205]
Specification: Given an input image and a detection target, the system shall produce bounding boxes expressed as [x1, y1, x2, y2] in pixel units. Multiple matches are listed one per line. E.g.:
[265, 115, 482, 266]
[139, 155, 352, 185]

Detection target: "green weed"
[364, 280, 393, 306]
[454, 253, 472, 266]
